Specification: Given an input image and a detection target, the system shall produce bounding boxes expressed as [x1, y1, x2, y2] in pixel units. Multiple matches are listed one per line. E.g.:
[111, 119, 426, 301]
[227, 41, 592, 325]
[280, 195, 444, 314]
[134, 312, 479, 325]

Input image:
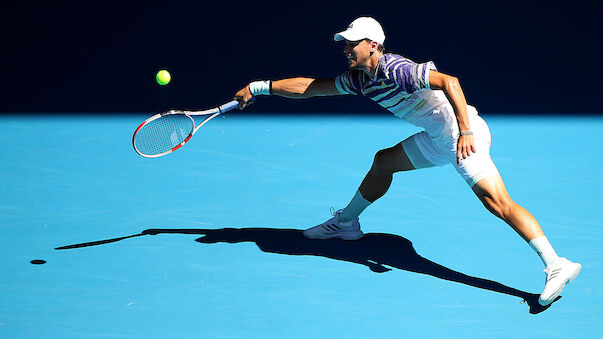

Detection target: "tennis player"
[233, 17, 580, 306]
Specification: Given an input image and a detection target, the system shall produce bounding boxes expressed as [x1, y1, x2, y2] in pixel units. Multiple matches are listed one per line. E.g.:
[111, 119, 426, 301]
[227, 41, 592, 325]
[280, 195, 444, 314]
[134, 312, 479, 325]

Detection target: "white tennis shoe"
[538, 257, 581, 306]
[303, 209, 364, 240]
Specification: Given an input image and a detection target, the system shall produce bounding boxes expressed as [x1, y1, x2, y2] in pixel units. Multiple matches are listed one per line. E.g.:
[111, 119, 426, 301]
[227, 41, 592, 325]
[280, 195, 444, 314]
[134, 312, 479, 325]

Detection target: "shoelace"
[319, 207, 344, 232]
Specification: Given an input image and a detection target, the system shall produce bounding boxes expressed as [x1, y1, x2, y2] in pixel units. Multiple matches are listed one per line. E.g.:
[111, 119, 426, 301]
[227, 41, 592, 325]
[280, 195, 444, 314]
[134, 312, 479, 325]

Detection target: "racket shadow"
[139, 227, 557, 314]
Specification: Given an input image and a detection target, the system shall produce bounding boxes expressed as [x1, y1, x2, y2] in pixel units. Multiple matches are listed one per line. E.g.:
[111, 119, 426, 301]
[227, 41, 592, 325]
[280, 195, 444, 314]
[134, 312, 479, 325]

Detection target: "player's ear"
[368, 40, 377, 56]
[371, 40, 378, 52]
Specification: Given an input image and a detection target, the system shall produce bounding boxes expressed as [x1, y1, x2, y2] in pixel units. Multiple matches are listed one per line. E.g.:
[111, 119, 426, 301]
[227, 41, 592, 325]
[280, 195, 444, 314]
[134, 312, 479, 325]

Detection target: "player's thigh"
[396, 131, 444, 172]
[449, 115, 500, 187]
[374, 132, 444, 173]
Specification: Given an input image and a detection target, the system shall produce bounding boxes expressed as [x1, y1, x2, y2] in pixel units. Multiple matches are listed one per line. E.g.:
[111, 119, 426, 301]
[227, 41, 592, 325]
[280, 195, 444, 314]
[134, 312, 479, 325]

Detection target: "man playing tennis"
[233, 17, 580, 307]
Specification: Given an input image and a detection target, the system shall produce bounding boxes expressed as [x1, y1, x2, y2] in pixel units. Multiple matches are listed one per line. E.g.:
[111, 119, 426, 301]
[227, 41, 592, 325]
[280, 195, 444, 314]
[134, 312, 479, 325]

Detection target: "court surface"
[1, 113, 601, 338]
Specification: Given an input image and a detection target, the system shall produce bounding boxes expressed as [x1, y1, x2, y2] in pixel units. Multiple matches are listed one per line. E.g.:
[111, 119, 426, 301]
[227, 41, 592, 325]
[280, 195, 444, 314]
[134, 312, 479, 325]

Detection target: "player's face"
[343, 39, 373, 70]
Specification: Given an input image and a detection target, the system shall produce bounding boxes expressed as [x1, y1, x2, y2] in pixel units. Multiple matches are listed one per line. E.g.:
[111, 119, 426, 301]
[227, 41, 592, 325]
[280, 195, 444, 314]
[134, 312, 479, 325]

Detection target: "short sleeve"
[335, 70, 362, 95]
[391, 61, 437, 94]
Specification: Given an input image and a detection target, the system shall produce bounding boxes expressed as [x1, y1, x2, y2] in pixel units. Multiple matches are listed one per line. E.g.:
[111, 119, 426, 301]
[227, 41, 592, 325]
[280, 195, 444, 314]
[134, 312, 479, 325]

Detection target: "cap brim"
[333, 30, 364, 42]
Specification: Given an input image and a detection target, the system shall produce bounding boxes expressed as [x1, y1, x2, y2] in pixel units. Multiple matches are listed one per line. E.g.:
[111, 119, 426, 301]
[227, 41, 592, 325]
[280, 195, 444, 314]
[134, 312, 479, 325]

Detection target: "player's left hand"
[457, 135, 476, 165]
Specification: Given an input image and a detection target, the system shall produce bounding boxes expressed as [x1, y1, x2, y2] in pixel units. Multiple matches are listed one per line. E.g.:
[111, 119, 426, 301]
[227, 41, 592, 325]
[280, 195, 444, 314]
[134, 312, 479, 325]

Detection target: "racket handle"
[219, 100, 239, 112]
[219, 97, 256, 113]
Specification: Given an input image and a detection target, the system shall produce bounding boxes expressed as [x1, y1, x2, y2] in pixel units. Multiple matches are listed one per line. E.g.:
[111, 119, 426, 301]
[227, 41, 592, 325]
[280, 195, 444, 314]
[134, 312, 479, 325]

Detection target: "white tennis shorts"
[401, 107, 499, 187]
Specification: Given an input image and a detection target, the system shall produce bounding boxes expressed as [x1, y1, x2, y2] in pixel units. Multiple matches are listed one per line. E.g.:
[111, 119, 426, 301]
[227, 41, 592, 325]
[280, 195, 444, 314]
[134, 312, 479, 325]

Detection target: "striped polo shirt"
[335, 53, 457, 136]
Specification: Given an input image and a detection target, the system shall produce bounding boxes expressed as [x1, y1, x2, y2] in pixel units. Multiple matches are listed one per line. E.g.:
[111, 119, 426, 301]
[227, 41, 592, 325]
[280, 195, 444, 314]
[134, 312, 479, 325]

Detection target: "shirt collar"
[367, 53, 387, 81]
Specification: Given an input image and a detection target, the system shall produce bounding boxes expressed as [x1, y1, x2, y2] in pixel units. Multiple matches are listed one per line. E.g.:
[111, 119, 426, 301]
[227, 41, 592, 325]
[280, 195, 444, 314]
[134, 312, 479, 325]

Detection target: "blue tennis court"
[1, 113, 601, 338]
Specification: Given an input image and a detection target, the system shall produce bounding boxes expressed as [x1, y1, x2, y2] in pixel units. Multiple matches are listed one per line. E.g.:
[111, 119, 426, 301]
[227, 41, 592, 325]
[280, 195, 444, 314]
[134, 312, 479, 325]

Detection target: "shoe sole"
[303, 231, 364, 241]
[538, 263, 581, 306]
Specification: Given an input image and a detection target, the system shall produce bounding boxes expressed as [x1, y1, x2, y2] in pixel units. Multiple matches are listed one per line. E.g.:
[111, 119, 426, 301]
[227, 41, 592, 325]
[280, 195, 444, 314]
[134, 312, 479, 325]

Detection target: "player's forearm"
[272, 78, 317, 99]
[429, 71, 471, 132]
[442, 77, 470, 132]
[238, 78, 340, 108]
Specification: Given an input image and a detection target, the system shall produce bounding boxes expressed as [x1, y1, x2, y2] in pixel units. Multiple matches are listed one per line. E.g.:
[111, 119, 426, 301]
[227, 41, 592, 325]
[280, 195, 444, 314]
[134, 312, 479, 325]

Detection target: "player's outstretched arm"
[234, 78, 342, 109]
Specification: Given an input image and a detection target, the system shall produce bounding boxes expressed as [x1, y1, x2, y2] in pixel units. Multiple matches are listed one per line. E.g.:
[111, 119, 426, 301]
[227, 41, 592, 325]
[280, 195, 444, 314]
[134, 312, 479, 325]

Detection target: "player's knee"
[372, 149, 393, 173]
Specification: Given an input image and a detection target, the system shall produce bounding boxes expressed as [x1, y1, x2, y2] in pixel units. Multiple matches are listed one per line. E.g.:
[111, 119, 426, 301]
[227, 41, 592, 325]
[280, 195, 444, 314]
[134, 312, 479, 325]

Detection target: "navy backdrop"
[1, 1, 600, 114]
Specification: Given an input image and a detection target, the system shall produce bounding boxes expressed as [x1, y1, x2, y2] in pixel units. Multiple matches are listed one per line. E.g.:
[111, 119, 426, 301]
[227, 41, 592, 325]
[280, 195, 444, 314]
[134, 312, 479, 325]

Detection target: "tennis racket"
[132, 99, 246, 158]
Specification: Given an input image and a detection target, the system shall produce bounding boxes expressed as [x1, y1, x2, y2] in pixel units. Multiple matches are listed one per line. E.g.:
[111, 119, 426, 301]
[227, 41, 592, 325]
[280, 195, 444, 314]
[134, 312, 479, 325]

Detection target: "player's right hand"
[234, 86, 254, 109]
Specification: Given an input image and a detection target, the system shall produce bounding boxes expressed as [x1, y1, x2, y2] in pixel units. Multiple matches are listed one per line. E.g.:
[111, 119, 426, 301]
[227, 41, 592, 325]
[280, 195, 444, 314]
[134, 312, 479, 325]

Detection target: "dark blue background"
[2, 1, 600, 114]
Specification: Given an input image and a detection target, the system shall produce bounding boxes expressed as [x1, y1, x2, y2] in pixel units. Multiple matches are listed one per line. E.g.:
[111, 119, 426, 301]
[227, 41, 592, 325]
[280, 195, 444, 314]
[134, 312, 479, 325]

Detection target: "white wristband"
[248, 80, 272, 96]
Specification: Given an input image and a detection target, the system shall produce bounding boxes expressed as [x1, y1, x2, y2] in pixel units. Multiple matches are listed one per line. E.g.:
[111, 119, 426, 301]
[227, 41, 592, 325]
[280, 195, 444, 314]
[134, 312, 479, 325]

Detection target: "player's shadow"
[140, 227, 555, 314]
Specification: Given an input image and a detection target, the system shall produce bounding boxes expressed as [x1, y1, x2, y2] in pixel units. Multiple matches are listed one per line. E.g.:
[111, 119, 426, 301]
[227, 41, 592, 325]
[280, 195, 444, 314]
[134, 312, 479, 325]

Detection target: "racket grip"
[220, 97, 256, 113]
[220, 100, 241, 112]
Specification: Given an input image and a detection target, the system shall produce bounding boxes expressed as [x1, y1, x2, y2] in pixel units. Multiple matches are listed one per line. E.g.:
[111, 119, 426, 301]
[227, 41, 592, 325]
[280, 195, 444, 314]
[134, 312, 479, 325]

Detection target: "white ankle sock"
[529, 236, 560, 267]
[338, 190, 372, 223]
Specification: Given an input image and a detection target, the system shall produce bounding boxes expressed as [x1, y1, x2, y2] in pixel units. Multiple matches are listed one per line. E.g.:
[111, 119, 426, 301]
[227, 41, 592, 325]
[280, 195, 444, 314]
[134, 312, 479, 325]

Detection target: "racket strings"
[134, 114, 194, 156]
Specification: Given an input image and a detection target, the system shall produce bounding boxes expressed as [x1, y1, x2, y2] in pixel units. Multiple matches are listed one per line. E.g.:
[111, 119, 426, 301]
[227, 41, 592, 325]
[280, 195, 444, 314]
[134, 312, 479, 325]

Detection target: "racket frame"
[132, 100, 240, 158]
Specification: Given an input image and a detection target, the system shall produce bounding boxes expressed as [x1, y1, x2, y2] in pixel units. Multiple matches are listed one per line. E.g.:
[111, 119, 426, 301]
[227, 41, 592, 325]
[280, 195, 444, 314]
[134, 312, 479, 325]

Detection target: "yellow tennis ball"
[156, 70, 171, 86]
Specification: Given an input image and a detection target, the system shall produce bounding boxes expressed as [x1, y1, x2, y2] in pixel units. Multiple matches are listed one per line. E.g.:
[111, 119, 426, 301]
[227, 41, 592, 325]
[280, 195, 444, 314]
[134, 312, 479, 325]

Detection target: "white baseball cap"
[334, 17, 385, 45]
